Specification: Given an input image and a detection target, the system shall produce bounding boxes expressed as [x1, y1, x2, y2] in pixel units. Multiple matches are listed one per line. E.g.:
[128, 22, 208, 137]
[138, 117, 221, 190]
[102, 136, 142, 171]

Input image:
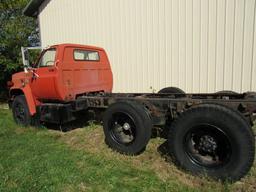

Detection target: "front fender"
[10, 85, 38, 115]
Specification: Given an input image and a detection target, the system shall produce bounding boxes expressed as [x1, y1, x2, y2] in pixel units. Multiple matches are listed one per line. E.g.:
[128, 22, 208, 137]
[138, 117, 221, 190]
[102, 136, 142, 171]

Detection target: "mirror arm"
[21, 47, 29, 73]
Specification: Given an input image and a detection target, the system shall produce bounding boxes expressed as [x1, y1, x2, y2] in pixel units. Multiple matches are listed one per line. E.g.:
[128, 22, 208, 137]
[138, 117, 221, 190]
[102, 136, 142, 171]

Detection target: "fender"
[10, 85, 38, 115]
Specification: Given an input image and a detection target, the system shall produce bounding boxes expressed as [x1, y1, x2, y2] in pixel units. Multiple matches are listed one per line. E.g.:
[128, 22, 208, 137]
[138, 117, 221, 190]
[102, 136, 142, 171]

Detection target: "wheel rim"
[184, 124, 232, 168]
[14, 103, 26, 124]
[108, 112, 136, 145]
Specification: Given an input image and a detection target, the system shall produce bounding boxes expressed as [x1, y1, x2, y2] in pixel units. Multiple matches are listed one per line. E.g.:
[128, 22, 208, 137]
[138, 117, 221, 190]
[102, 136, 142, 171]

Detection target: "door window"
[38, 49, 56, 67]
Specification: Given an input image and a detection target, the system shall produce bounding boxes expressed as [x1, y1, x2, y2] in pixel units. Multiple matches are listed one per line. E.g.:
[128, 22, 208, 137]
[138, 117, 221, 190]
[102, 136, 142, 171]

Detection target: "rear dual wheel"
[168, 104, 255, 181]
[215, 90, 238, 95]
[103, 102, 152, 155]
[158, 87, 185, 94]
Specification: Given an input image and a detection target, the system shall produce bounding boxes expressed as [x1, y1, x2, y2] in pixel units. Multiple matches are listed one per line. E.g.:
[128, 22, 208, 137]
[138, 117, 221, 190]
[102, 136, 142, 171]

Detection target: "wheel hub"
[110, 112, 136, 145]
[197, 135, 217, 154]
[184, 124, 232, 168]
[123, 122, 131, 130]
[15, 103, 25, 123]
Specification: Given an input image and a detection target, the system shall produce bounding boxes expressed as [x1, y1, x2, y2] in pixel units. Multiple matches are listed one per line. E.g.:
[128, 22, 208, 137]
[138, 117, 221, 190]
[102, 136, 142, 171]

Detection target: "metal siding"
[224, 0, 235, 91]
[185, 0, 193, 92]
[38, 0, 256, 93]
[200, 0, 209, 92]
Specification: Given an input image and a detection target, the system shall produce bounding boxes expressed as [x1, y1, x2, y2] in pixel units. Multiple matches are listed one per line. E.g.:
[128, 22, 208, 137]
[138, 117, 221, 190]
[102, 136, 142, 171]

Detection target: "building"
[24, 0, 256, 93]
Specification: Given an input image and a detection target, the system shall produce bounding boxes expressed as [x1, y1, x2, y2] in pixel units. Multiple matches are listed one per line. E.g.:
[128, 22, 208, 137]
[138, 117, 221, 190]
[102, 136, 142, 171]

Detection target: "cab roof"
[49, 43, 105, 51]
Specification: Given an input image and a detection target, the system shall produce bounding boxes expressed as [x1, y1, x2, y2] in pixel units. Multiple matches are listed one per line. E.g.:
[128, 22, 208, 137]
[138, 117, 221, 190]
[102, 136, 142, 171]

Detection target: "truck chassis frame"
[39, 92, 256, 126]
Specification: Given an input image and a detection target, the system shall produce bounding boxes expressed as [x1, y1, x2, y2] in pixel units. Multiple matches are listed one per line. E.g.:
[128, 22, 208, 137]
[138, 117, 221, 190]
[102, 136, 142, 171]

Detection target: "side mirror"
[21, 46, 42, 72]
[24, 48, 29, 61]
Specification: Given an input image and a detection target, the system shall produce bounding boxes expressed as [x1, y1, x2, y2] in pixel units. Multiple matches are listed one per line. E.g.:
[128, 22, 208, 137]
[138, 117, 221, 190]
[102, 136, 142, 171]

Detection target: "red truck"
[8, 43, 256, 181]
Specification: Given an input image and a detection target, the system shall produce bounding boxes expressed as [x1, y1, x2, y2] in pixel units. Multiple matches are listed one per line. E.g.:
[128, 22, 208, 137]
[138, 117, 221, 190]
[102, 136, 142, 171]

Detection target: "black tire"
[244, 91, 256, 99]
[215, 90, 238, 94]
[103, 101, 152, 155]
[168, 104, 255, 181]
[158, 87, 185, 94]
[12, 95, 31, 126]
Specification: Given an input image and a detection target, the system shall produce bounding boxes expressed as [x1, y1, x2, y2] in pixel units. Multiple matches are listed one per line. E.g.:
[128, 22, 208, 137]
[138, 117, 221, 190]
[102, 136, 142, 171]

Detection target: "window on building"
[38, 49, 56, 67]
[74, 50, 100, 61]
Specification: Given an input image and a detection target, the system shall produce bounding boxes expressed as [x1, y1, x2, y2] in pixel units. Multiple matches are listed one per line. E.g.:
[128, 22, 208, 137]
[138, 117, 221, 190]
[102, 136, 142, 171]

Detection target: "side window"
[38, 49, 56, 67]
[74, 50, 100, 61]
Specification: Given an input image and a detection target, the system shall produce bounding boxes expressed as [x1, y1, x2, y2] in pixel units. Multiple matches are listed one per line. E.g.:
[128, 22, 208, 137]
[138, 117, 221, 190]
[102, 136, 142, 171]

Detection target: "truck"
[8, 43, 256, 181]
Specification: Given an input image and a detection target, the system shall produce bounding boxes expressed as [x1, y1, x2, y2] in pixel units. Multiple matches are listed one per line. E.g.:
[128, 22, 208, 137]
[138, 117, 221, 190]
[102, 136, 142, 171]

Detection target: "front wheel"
[12, 95, 31, 126]
[168, 104, 255, 181]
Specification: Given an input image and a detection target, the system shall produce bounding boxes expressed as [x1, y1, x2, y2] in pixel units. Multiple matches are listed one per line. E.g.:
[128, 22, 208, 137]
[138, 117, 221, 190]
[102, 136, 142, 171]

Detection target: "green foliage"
[0, 0, 39, 100]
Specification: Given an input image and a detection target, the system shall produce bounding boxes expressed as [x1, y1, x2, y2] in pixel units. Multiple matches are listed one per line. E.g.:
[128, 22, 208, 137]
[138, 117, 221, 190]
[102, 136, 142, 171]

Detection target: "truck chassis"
[30, 91, 256, 182]
[40, 92, 256, 125]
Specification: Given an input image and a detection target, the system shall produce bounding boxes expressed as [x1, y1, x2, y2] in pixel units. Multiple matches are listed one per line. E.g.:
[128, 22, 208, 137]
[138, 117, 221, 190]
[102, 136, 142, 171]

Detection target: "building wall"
[38, 0, 256, 93]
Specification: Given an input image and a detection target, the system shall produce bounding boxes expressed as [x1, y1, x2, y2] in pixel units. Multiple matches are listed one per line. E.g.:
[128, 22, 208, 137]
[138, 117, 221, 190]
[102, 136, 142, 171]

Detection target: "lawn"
[0, 108, 255, 192]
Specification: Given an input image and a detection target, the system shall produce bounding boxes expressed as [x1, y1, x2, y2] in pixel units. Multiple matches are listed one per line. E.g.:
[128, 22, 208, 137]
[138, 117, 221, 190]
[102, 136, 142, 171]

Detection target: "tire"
[168, 104, 255, 181]
[244, 91, 256, 99]
[215, 90, 238, 94]
[103, 101, 153, 155]
[158, 87, 185, 94]
[12, 95, 31, 126]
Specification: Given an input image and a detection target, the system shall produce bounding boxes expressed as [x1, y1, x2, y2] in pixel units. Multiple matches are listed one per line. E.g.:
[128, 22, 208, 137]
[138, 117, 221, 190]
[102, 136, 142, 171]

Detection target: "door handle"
[48, 68, 55, 72]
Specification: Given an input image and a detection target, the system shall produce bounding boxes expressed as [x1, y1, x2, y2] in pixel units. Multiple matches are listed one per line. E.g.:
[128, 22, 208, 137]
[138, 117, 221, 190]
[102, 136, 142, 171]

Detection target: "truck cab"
[9, 44, 113, 117]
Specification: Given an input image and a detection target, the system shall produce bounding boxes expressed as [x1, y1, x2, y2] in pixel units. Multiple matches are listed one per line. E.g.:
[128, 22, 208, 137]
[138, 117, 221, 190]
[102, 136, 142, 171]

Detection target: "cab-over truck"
[8, 43, 256, 181]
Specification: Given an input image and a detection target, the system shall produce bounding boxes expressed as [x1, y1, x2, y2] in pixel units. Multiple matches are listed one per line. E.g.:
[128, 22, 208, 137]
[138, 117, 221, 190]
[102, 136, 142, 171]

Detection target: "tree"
[0, 0, 40, 100]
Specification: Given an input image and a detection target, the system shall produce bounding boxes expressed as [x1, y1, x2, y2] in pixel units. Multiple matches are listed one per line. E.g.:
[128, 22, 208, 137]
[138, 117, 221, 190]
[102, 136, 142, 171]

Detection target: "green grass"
[0, 108, 255, 192]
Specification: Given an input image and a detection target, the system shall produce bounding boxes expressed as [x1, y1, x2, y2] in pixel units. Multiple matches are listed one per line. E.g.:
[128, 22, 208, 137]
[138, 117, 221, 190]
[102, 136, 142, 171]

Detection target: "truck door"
[30, 48, 58, 99]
